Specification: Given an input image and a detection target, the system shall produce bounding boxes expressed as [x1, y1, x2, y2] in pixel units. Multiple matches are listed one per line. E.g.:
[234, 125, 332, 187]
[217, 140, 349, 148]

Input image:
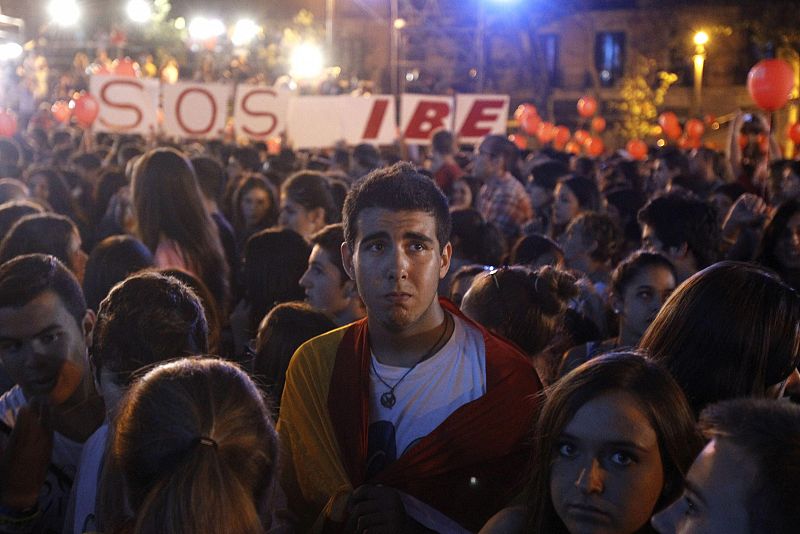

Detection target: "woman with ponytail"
[110, 358, 280, 534]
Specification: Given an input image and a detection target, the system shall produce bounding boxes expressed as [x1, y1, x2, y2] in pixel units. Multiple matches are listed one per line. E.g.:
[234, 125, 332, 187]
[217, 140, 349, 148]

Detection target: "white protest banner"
[286, 96, 345, 149]
[454, 94, 510, 144]
[90, 75, 159, 135]
[340, 95, 396, 146]
[233, 85, 290, 140]
[162, 82, 233, 139]
[399, 94, 454, 145]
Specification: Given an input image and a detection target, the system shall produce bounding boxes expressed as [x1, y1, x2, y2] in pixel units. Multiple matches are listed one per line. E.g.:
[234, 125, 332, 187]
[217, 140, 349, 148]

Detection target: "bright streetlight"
[231, 18, 260, 47]
[47, 0, 80, 27]
[693, 31, 709, 46]
[188, 16, 225, 41]
[126, 0, 152, 24]
[290, 43, 325, 80]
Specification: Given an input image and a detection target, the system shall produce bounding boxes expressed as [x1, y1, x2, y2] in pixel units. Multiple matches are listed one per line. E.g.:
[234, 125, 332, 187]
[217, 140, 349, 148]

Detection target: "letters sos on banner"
[89, 76, 509, 147]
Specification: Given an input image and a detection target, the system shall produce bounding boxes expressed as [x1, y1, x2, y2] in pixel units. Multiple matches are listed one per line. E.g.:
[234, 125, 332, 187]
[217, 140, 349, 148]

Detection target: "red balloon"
[565, 141, 581, 155]
[521, 112, 541, 136]
[537, 121, 556, 143]
[747, 59, 795, 112]
[0, 110, 17, 137]
[789, 123, 800, 144]
[573, 129, 590, 145]
[553, 125, 571, 146]
[658, 112, 679, 131]
[685, 118, 705, 139]
[70, 93, 100, 127]
[626, 139, 648, 161]
[509, 134, 528, 151]
[703, 113, 716, 126]
[591, 116, 606, 133]
[114, 57, 138, 77]
[577, 96, 597, 118]
[664, 122, 682, 141]
[585, 136, 604, 157]
[51, 101, 71, 124]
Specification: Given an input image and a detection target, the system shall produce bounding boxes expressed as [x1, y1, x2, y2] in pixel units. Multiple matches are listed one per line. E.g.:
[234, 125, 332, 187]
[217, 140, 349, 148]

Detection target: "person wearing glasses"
[277, 162, 542, 532]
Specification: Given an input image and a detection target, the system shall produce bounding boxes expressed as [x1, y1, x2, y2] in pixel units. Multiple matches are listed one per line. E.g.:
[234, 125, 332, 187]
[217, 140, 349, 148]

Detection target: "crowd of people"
[0, 105, 798, 534]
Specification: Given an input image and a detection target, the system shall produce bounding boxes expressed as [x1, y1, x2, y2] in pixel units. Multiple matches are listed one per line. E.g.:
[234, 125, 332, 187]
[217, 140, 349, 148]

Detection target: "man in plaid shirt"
[474, 135, 533, 242]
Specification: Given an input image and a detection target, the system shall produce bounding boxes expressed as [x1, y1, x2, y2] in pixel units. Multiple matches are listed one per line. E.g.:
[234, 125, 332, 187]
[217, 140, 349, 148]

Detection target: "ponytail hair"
[111, 358, 278, 534]
[462, 265, 578, 356]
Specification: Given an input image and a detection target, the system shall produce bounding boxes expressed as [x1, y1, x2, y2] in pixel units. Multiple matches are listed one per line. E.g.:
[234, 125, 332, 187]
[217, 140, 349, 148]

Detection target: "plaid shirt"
[477, 173, 533, 241]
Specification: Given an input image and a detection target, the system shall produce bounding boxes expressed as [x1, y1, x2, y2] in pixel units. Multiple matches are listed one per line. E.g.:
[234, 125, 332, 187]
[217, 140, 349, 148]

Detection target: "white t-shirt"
[367, 314, 486, 479]
[69, 423, 108, 534]
[0, 385, 83, 534]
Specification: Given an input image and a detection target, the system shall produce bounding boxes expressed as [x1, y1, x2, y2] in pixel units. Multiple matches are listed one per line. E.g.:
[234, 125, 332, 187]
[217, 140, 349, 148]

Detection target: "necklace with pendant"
[371, 313, 452, 409]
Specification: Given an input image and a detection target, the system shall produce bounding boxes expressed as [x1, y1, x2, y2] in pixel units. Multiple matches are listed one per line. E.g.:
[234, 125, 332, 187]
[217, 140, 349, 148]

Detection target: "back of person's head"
[343, 161, 451, 250]
[565, 211, 621, 264]
[93, 168, 127, 222]
[698, 399, 800, 534]
[431, 129, 456, 156]
[510, 233, 564, 268]
[560, 174, 600, 211]
[253, 302, 336, 411]
[638, 191, 720, 268]
[309, 223, 347, 281]
[352, 143, 381, 171]
[0, 199, 44, 241]
[461, 265, 577, 356]
[281, 171, 338, 224]
[92, 272, 208, 394]
[572, 156, 597, 180]
[658, 147, 690, 176]
[0, 212, 78, 268]
[529, 160, 569, 192]
[117, 142, 144, 169]
[157, 268, 220, 356]
[527, 351, 701, 533]
[191, 155, 227, 203]
[0, 254, 86, 326]
[244, 228, 310, 332]
[231, 146, 262, 173]
[70, 152, 103, 176]
[611, 249, 676, 297]
[450, 208, 505, 265]
[112, 357, 277, 534]
[0, 178, 28, 203]
[640, 261, 800, 415]
[0, 138, 21, 170]
[83, 235, 154, 312]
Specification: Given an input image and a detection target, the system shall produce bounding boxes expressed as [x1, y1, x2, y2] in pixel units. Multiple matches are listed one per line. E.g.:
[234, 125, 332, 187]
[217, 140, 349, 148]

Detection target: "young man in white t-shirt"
[278, 162, 542, 532]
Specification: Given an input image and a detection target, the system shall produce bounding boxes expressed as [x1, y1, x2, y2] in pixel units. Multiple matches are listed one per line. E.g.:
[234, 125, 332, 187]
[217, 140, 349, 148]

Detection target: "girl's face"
[618, 266, 676, 343]
[449, 180, 472, 210]
[775, 212, 800, 270]
[550, 391, 665, 534]
[241, 187, 272, 228]
[553, 183, 581, 226]
[278, 194, 322, 240]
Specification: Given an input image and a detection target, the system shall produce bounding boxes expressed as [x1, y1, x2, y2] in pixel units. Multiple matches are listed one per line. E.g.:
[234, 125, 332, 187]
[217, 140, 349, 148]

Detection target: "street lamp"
[231, 18, 259, 47]
[693, 30, 709, 115]
[290, 43, 325, 80]
[47, 0, 80, 27]
[126, 0, 152, 24]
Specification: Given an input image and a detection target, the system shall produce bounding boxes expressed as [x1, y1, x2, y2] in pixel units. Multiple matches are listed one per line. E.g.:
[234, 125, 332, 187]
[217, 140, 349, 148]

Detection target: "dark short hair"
[0, 254, 86, 327]
[83, 235, 154, 312]
[510, 233, 563, 267]
[0, 213, 78, 269]
[343, 161, 451, 251]
[0, 200, 45, 241]
[431, 129, 455, 155]
[309, 223, 347, 283]
[191, 155, 227, 202]
[638, 192, 720, 268]
[560, 174, 600, 211]
[480, 135, 520, 176]
[529, 160, 569, 191]
[281, 171, 338, 224]
[699, 399, 800, 534]
[91, 271, 208, 387]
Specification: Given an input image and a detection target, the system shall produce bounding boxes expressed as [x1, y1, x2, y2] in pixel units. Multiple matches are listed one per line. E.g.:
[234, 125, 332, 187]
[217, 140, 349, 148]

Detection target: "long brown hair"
[526, 352, 701, 534]
[131, 148, 230, 313]
[111, 357, 278, 534]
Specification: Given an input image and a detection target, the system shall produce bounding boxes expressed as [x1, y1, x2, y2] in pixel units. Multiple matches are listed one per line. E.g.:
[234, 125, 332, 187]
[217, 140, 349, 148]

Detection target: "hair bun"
[532, 266, 578, 315]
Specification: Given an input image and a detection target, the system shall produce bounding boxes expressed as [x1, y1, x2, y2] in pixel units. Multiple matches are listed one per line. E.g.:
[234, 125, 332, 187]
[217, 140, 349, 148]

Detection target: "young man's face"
[300, 244, 351, 319]
[0, 291, 92, 405]
[342, 208, 451, 334]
